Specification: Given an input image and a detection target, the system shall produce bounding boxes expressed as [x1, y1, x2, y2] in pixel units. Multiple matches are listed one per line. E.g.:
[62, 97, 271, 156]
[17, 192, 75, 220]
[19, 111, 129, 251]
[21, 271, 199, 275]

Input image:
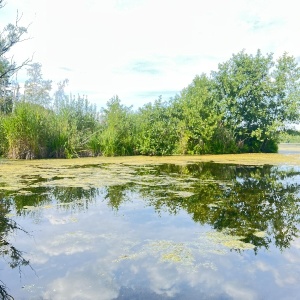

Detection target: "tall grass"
[3, 102, 50, 158]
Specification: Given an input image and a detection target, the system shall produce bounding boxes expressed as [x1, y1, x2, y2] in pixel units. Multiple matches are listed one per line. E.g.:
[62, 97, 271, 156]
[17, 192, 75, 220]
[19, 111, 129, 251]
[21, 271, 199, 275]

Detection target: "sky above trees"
[1, 0, 300, 108]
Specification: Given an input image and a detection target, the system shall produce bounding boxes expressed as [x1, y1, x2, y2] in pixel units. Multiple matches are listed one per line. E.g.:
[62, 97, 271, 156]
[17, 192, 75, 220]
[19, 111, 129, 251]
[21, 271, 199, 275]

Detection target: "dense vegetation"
[280, 129, 300, 143]
[1, 5, 300, 159]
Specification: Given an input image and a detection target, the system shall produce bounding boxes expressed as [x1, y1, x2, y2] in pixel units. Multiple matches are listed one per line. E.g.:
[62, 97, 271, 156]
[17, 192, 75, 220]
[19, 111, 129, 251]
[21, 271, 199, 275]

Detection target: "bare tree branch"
[0, 0, 5, 9]
[0, 3, 32, 114]
[0, 54, 33, 80]
[0, 280, 14, 300]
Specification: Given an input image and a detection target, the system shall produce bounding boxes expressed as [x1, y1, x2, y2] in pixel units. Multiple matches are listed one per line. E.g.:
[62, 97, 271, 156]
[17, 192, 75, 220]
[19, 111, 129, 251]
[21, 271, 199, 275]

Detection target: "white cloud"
[2, 0, 300, 108]
[43, 264, 119, 300]
[223, 282, 258, 300]
[255, 260, 299, 287]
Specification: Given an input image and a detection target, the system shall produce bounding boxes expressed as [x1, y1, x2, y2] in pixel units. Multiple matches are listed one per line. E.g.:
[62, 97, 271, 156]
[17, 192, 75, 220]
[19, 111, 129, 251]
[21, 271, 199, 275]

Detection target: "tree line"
[1, 4, 300, 159]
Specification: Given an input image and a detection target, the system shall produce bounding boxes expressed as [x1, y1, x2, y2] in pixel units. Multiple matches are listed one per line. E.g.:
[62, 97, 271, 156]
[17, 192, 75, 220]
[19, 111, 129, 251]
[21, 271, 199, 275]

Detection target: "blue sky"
[1, 0, 300, 109]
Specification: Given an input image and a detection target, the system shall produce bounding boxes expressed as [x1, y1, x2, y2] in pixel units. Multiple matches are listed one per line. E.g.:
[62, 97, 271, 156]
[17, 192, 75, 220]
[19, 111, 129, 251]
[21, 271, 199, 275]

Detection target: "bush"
[3, 102, 51, 159]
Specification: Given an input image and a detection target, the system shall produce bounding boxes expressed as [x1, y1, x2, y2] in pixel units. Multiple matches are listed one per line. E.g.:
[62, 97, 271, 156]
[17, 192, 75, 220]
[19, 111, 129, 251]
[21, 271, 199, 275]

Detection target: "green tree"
[23, 63, 52, 107]
[0, 1, 30, 114]
[65, 94, 99, 157]
[53, 78, 69, 111]
[213, 50, 300, 152]
[136, 97, 178, 155]
[100, 96, 135, 156]
[47, 80, 73, 158]
[173, 74, 223, 154]
[48, 92, 99, 158]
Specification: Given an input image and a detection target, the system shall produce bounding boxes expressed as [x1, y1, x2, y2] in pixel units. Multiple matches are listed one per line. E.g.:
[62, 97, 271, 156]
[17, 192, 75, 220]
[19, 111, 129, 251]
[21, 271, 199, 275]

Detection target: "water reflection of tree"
[220, 167, 300, 251]
[2, 163, 300, 261]
[100, 163, 300, 253]
[12, 187, 51, 213]
[104, 184, 135, 211]
[140, 164, 300, 252]
[10, 186, 100, 216]
[51, 186, 100, 211]
[0, 185, 101, 299]
[0, 200, 30, 300]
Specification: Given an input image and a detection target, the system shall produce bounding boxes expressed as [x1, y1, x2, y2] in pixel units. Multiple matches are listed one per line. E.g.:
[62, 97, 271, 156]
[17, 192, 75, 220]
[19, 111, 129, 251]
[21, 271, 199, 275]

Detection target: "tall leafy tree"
[53, 78, 69, 112]
[100, 96, 135, 156]
[23, 63, 52, 107]
[174, 74, 222, 154]
[136, 97, 178, 155]
[213, 50, 300, 152]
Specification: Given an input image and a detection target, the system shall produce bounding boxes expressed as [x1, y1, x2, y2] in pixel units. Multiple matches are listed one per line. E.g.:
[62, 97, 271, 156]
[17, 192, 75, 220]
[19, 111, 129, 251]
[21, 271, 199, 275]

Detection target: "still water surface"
[1, 159, 300, 299]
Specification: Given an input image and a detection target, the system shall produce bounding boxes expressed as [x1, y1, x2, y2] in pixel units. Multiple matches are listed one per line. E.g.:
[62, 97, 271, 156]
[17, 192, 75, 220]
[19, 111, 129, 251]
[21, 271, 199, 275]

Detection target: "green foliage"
[213, 50, 300, 152]
[209, 124, 237, 154]
[173, 74, 222, 154]
[47, 110, 76, 158]
[87, 132, 102, 156]
[136, 97, 178, 155]
[279, 129, 300, 143]
[47, 93, 100, 158]
[3, 102, 51, 158]
[100, 96, 135, 156]
[1, 94, 100, 159]
[0, 49, 299, 159]
[0, 113, 8, 156]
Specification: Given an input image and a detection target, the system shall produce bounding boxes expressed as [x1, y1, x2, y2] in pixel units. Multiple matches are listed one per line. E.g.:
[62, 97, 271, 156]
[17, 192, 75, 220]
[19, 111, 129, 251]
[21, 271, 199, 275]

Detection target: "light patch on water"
[253, 231, 267, 238]
[207, 230, 255, 250]
[113, 252, 145, 262]
[207, 203, 219, 208]
[148, 240, 194, 266]
[21, 284, 44, 295]
[4, 213, 15, 218]
[15, 190, 35, 196]
[171, 191, 194, 198]
[113, 232, 254, 272]
[23, 205, 39, 210]
[24, 205, 53, 211]
[113, 239, 199, 272]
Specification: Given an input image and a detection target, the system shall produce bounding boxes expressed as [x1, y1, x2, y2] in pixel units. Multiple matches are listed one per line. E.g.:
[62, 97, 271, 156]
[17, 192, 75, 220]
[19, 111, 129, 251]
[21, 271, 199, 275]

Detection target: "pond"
[1, 148, 300, 299]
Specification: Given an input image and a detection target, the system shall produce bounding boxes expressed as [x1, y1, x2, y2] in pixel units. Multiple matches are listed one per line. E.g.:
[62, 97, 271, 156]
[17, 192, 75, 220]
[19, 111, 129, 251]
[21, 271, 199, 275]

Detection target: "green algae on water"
[207, 230, 255, 250]
[253, 231, 267, 238]
[1, 144, 300, 192]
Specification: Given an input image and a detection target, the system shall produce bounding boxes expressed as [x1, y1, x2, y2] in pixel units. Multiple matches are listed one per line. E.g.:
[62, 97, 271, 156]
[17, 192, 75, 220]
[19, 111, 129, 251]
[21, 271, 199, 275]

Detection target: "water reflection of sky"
[2, 164, 300, 299]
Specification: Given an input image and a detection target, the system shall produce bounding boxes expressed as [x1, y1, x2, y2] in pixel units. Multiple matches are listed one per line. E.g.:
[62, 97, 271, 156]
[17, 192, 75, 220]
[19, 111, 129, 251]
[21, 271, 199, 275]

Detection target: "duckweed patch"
[148, 240, 194, 265]
[111, 231, 258, 273]
[253, 231, 267, 238]
[23, 205, 53, 211]
[171, 191, 194, 198]
[2, 146, 300, 291]
[207, 230, 255, 250]
[4, 213, 15, 218]
[1, 145, 300, 192]
[113, 239, 199, 271]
